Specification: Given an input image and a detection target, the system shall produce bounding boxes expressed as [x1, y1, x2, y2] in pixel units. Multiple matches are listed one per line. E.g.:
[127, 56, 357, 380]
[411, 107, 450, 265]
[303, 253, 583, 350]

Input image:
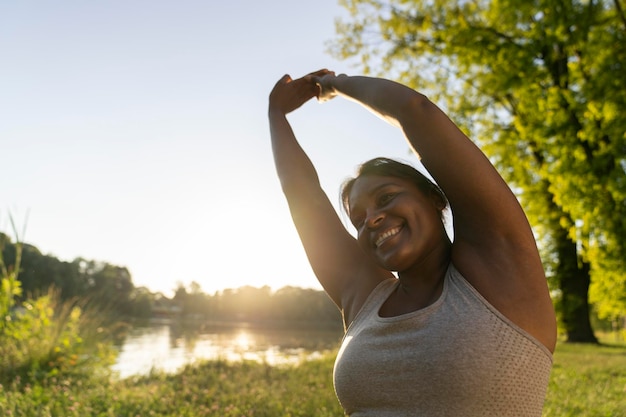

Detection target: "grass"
[544, 341, 626, 417]
[0, 354, 343, 417]
[0, 342, 624, 416]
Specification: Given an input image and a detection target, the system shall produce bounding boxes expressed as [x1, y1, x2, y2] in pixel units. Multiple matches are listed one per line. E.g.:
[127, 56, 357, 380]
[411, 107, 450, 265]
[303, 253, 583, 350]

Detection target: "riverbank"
[1, 342, 624, 416]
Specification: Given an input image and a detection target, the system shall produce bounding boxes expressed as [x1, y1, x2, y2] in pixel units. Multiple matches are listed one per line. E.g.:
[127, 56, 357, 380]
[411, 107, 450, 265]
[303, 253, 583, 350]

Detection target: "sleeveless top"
[333, 264, 553, 417]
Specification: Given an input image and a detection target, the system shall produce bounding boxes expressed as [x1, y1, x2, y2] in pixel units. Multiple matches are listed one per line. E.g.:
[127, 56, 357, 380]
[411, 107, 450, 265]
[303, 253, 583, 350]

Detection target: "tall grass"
[0, 289, 119, 385]
[0, 228, 117, 387]
[0, 356, 343, 417]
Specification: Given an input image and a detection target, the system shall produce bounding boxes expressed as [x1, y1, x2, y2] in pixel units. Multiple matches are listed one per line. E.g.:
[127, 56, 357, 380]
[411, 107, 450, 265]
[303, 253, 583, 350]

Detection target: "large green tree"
[330, 0, 626, 342]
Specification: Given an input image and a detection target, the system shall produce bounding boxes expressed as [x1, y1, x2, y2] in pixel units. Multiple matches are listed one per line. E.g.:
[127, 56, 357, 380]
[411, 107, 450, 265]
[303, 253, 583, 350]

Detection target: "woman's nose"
[365, 210, 384, 229]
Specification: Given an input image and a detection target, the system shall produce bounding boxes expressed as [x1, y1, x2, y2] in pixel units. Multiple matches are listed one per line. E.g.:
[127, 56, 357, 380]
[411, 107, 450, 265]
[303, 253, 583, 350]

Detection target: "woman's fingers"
[269, 73, 318, 114]
[270, 69, 339, 113]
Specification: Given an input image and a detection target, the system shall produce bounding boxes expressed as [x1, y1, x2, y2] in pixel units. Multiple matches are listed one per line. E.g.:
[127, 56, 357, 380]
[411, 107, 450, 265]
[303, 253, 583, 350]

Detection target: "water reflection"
[112, 321, 343, 378]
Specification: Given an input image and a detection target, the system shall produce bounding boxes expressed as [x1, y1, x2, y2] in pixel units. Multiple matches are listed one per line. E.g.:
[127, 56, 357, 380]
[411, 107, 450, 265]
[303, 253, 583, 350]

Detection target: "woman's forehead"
[348, 175, 413, 203]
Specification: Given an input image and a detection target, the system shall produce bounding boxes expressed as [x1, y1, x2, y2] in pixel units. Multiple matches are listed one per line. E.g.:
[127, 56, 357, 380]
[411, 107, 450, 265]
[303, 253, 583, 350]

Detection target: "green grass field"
[1, 342, 624, 416]
[543, 341, 626, 417]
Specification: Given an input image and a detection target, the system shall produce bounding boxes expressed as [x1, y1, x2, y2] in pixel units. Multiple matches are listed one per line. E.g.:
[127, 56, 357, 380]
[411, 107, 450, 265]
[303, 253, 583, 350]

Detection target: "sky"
[1, 0, 419, 296]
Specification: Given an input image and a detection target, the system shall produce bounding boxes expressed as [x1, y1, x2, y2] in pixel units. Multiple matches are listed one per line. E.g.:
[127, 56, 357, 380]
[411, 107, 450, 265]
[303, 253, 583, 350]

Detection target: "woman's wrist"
[333, 73, 348, 86]
[316, 74, 344, 103]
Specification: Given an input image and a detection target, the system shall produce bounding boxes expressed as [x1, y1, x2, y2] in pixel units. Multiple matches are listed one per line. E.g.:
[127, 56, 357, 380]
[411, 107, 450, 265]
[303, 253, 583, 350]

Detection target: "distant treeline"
[168, 283, 341, 326]
[0, 232, 341, 326]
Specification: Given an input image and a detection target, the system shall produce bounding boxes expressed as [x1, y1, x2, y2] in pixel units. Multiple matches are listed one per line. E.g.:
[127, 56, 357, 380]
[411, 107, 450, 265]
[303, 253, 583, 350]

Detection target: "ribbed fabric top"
[333, 264, 553, 417]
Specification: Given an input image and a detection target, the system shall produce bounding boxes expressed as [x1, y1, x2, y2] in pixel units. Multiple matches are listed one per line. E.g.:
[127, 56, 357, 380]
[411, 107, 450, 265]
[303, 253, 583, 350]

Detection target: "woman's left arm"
[317, 73, 556, 351]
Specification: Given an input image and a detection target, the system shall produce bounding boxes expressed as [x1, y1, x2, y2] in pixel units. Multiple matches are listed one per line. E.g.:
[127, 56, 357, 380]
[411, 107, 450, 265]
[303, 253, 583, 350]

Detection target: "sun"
[233, 330, 252, 351]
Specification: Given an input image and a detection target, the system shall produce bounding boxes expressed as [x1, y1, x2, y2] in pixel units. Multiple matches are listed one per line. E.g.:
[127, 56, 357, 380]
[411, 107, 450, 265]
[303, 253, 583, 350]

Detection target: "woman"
[268, 69, 556, 416]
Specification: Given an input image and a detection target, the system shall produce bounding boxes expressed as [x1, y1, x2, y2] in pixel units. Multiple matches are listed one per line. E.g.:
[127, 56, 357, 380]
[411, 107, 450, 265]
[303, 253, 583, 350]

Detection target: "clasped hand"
[269, 69, 339, 115]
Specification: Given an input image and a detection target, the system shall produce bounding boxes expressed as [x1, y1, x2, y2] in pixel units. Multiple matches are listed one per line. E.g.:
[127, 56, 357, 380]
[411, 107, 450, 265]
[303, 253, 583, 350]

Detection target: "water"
[112, 321, 343, 378]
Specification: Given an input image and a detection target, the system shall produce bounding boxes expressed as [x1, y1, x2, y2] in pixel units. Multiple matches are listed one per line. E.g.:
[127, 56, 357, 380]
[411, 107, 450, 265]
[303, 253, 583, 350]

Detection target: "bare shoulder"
[342, 267, 394, 327]
[452, 238, 557, 352]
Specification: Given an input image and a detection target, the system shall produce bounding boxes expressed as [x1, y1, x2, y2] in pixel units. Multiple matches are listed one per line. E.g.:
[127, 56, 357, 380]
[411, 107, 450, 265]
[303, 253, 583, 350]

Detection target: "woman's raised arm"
[268, 73, 392, 323]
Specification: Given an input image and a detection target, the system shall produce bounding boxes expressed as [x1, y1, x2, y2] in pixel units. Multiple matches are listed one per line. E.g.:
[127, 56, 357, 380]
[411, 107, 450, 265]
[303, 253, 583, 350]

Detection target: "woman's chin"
[376, 251, 412, 272]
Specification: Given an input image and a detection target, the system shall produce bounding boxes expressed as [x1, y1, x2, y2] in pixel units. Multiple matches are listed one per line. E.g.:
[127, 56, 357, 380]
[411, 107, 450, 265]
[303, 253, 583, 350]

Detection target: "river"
[112, 321, 344, 378]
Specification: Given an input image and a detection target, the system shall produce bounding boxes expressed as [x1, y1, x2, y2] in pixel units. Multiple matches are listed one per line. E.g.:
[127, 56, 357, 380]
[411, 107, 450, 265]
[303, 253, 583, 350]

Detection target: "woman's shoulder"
[451, 251, 557, 353]
[342, 274, 397, 329]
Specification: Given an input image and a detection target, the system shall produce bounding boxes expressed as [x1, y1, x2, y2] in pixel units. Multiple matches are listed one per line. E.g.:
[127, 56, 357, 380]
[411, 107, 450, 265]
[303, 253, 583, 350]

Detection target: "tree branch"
[612, 0, 626, 30]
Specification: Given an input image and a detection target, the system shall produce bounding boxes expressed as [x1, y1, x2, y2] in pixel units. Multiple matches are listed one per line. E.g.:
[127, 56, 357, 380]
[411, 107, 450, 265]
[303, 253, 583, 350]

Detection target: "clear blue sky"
[1, 0, 418, 295]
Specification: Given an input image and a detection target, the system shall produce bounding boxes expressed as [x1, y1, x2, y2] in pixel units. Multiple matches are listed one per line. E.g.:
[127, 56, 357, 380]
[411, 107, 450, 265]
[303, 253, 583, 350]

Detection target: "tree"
[83, 262, 134, 315]
[330, 0, 626, 342]
[128, 286, 155, 319]
[173, 281, 213, 318]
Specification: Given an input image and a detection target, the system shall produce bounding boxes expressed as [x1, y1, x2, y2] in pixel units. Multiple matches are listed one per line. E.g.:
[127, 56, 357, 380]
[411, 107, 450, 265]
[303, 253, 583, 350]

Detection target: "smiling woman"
[268, 70, 556, 416]
[342, 164, 449, 278]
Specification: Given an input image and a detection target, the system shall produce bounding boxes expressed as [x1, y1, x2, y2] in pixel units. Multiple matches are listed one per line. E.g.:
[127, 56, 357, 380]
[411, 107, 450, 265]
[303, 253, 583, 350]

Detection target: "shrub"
[0, 233, 117, 386]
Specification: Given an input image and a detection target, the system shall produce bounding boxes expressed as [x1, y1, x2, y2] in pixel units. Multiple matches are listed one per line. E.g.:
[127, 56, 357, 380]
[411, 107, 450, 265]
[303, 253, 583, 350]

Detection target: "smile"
[375, 227, 401, 248]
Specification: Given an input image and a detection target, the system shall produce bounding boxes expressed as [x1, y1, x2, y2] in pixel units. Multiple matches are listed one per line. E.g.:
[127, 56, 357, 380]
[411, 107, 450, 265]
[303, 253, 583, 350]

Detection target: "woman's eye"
[378, 193, 395, 205]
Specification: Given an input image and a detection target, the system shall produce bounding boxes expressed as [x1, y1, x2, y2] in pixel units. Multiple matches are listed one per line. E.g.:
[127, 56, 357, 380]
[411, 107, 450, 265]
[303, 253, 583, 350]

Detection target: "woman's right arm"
[268, 73, 391, 321]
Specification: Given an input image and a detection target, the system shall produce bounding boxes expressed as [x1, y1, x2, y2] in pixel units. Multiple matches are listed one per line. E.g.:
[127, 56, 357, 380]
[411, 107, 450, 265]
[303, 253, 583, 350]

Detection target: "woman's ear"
[428, 187, 447, 212]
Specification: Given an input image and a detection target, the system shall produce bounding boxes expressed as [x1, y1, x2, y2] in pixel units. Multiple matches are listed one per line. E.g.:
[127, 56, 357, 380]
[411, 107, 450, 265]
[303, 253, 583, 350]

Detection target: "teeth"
[375, 227, 401, 247]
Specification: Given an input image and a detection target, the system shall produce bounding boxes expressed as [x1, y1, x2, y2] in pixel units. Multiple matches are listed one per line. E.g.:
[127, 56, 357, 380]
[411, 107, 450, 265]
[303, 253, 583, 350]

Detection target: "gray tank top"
[333, 264, 553, 417]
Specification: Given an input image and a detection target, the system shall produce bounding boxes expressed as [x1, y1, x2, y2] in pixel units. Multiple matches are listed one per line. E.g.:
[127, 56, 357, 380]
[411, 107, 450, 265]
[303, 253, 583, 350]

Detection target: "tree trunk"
[555, 226, 598, 343]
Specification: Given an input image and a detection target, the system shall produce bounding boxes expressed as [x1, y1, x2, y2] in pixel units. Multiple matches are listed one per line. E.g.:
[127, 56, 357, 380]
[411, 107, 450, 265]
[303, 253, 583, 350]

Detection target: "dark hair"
[341, 157, 448, 216]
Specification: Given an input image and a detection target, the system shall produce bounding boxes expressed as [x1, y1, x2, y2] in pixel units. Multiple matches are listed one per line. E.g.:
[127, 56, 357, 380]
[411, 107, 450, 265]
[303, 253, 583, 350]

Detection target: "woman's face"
[347, 175, 446, 272]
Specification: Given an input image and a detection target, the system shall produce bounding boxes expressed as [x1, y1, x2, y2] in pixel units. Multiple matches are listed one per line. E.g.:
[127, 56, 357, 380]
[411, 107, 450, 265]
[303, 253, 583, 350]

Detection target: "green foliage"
[0, 231, 342, 326]
[0, 290, 118, 386]
[0, 343, 624, 416]
[0, 232, 136, 316]
[330, 0, 626, 333]
[0, 232, 23, 321]
[0, 233, 117, 387]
